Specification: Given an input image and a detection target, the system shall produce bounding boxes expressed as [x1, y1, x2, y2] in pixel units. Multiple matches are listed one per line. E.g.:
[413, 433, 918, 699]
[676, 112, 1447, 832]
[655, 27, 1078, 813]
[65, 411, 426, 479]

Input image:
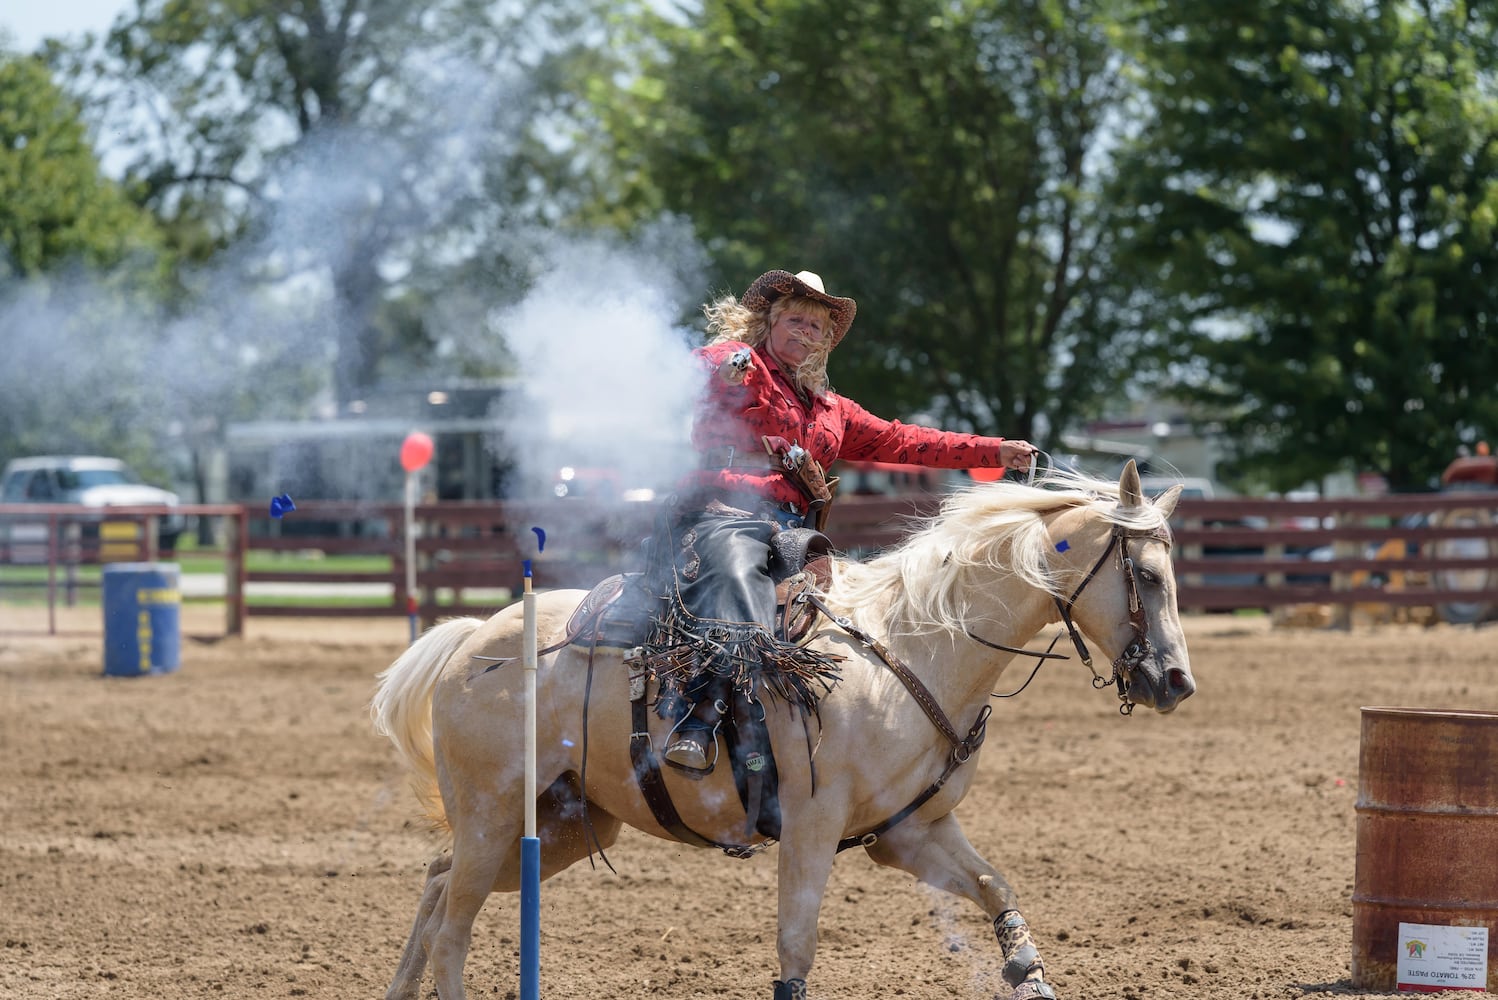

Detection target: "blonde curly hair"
[704, 295, 834, 398]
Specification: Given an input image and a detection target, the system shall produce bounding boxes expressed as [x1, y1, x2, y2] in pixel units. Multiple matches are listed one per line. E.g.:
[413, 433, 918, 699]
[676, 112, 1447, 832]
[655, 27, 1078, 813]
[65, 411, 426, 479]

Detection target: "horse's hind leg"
[424, 817, 517, 1000]
[386, 854, 452, 1000]
[534, 772, 622, 873]
[412, 776, 621, 1000]
[865, 813, 1056, 999]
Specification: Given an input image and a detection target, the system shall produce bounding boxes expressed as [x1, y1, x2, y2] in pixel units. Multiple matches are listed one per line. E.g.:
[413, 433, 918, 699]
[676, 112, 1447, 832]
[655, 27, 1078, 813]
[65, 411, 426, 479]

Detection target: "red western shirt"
[677, 341, 1010, 509]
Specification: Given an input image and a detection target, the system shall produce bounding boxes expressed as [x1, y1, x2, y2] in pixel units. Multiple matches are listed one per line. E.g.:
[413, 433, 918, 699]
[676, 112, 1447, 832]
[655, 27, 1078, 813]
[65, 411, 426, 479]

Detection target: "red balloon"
[968, 466, 1005, 483]
[400, 431, 434, 472]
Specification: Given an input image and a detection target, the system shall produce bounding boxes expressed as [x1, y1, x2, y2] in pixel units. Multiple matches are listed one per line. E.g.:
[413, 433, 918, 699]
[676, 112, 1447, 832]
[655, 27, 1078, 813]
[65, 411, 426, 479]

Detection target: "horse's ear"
[1153, 483, 1184, 519]
[1119, 459, 1144, 507]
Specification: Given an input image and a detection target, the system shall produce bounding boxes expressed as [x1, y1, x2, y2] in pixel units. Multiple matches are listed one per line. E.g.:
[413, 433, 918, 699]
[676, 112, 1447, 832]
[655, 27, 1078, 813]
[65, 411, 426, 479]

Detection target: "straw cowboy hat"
[741, 270, 857, 346]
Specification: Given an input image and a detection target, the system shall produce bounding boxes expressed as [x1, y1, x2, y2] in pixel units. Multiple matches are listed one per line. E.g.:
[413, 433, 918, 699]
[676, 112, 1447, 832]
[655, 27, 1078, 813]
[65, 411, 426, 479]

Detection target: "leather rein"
[802, 517, 1172, 852]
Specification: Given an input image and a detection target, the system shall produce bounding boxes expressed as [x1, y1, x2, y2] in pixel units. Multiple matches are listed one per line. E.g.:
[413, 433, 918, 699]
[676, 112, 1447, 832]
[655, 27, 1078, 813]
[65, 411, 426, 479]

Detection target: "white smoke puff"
[491, 233, 706, 502]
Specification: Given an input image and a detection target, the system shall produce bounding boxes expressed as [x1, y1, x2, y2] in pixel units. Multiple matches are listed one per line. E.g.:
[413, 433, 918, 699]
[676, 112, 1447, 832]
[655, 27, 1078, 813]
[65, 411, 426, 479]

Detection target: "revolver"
[718, 347, 753, 384]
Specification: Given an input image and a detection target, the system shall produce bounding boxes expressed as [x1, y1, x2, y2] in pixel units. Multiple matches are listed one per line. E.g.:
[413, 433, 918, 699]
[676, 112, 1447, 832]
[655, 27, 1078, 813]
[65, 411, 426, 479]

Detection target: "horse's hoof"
[1010, 981, 1057, 1000]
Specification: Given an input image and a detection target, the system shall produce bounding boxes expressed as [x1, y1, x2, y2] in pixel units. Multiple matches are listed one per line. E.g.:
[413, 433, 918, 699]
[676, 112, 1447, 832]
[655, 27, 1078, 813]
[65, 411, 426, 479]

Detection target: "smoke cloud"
[488, 230, 707, 504]
[2, 49, 716, 510]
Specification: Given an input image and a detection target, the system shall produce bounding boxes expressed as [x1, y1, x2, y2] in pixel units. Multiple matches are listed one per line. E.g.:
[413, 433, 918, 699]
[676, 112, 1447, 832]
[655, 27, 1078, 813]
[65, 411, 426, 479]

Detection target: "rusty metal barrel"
[1352, 707, 1498, 991]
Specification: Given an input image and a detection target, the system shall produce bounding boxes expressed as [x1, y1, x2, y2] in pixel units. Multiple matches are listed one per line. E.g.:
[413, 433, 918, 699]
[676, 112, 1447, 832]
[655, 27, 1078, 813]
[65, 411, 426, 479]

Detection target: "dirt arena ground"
[3, 607, 1497, 1000]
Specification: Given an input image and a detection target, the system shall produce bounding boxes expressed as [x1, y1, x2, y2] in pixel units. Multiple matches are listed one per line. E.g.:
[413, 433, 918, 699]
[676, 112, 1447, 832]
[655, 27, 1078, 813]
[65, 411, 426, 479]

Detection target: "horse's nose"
[1166, 666, 1195, 703]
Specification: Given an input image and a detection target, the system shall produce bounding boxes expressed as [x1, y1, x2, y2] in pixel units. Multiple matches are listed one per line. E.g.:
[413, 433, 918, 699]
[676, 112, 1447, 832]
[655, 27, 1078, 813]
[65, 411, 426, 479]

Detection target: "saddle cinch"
[557, 527, 834, 856]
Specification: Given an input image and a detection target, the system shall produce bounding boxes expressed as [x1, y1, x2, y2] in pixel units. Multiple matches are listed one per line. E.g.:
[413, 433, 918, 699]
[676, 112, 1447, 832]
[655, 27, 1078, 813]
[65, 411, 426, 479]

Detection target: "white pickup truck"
[0, 455, 185, 556]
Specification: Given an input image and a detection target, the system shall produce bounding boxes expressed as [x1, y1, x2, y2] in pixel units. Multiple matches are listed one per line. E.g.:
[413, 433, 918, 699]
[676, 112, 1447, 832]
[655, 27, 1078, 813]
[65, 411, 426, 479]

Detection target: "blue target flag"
[269, 494, 296, 518]
[531, 526, 546, 552]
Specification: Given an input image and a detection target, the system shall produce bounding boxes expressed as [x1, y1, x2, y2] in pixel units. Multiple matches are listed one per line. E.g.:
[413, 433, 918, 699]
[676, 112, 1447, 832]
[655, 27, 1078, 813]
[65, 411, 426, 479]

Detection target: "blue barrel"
[102, 563, 182, 676]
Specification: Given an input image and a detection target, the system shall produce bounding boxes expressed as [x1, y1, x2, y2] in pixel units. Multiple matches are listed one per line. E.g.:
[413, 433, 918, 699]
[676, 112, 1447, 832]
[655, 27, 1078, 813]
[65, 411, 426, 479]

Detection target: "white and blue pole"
[520, 526, 545, 1000]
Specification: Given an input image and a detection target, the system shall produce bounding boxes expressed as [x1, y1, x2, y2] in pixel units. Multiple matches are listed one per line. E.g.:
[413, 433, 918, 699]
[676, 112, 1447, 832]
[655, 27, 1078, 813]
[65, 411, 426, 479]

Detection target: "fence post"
[1331, 511, 1354, 630]
[227, 507, 247, 637]
[143, 514, 159, 563]
[1181, 514, 1204, 590]
[46, 512, 59, 635]
[1266, 541, 1286, 587]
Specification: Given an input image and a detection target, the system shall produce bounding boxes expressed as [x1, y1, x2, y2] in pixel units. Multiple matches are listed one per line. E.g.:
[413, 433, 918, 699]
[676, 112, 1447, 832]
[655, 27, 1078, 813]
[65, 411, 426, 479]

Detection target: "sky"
[2, 0, 132, 51]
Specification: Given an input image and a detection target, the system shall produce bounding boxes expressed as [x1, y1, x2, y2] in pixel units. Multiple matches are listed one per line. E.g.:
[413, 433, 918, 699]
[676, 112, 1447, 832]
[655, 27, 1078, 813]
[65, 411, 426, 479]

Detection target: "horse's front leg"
[774, 824, 839, 1000]
[865, 812, 1056, 999]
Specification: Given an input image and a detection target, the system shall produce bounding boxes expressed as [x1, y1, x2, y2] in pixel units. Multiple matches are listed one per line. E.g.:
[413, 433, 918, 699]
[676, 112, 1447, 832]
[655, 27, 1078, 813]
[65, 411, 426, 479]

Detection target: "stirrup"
[663, 716, 720, 779]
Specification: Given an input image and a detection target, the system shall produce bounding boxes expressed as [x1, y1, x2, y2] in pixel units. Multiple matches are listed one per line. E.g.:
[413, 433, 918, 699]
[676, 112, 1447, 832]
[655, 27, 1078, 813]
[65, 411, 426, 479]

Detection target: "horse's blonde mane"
[830, 468, 1172, 640]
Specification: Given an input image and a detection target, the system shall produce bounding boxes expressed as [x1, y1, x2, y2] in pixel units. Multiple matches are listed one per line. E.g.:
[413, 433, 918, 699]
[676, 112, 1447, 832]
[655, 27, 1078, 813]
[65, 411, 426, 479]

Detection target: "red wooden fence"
[1170, 491, 1498, 623]
[6, 489, 1498, 636]
[241, 491, 1498, 628]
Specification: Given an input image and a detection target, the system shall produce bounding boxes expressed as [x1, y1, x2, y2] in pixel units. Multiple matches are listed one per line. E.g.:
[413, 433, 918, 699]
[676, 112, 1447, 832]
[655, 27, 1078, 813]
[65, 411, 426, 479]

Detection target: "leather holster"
[761, 436, 839, 530]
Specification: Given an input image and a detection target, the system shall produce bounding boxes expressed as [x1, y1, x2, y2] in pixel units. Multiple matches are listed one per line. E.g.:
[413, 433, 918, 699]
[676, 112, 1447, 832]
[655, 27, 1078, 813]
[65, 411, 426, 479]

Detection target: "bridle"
[1049, 520, 1173, 715]
[960, 516, 1172, 713]
[965, 455, 1174, 712]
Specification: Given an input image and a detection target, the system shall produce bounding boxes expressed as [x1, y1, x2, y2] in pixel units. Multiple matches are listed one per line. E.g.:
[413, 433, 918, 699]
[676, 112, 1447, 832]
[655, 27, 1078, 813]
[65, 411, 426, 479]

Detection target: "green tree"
[68, 0, 610, 406]
[21, 0, 626, 508]
[1115, 0, 1498, 492]
[584, 0, 1147, 443]
[0, 53, 161, 280]
[0, 52, 174, 471]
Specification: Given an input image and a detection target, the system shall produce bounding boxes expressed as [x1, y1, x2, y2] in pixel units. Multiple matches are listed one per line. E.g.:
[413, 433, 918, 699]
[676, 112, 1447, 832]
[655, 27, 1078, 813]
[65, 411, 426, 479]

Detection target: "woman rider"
[657, 269, 1037, 771]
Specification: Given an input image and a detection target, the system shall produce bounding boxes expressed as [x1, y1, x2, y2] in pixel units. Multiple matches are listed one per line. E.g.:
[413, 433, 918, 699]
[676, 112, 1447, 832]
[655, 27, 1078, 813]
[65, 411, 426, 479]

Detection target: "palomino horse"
[371, 460, 1194, 999]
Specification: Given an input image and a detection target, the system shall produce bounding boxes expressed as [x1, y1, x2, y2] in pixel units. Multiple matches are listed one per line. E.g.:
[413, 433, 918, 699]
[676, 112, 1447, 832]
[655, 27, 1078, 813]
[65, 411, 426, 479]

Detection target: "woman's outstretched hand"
[1000, 440, 1038, 469]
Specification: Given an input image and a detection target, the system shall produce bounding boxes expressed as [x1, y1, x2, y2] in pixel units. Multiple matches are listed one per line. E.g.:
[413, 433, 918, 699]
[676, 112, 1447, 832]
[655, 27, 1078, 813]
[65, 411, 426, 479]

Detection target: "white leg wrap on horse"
[994, 910, 1046, 986]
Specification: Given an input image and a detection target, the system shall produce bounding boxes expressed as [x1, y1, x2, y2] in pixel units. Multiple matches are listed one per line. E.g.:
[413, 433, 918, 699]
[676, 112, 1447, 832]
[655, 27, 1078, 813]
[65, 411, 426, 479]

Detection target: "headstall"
[1050, 521, 1173, 715]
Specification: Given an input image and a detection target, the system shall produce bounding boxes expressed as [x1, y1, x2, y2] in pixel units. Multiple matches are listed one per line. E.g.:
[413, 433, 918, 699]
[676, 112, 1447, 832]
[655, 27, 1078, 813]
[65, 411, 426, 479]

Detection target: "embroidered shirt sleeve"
[834, 395, 1008, 468]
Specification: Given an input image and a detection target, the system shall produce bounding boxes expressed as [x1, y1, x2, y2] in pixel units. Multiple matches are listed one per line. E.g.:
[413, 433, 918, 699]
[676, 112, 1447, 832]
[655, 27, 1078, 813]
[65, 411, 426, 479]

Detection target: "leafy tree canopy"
[1115, 0, 1498, 492]
[62, 0, 615, 404]
[0, 53, 162, 281]
[582, 0, 1155, 443]
[0, 51, 176, 474]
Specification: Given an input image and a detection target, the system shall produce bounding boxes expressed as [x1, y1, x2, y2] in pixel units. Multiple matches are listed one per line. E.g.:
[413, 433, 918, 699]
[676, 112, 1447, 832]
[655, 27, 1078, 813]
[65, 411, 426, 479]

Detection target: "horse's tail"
[370, 616, 485, 830]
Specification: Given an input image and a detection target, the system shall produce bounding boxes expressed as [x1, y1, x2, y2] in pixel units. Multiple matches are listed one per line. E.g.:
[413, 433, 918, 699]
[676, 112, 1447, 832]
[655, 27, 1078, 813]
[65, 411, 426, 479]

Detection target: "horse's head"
[1048, 460, 1195, 714]
[832, 461, 1195, 715]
